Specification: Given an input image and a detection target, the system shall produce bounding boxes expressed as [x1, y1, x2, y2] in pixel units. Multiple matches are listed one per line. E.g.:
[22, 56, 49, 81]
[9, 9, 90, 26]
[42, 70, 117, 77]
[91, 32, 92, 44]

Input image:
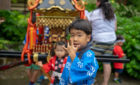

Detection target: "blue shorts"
[115, 69, 123, 73]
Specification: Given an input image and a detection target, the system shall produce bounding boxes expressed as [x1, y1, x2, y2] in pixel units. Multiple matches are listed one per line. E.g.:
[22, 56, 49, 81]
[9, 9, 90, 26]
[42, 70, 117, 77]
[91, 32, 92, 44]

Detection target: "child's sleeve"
[114, 46, 124, 58]
[69, 50, 99, 83]
[42, 58, 53, 73]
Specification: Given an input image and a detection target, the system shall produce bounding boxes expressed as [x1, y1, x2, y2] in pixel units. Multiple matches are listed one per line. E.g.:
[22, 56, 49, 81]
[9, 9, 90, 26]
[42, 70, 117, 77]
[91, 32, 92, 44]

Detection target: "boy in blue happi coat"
[59, 19, 99, 85]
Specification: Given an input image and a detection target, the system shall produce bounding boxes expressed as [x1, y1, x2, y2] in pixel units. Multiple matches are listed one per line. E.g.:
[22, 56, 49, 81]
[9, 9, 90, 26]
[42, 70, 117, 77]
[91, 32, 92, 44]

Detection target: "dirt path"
[0, 65, 140, 85]
[95, 71, 140, 85]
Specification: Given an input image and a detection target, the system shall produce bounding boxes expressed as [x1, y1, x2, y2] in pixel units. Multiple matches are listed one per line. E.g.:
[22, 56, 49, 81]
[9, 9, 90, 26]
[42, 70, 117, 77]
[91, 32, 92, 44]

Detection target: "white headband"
[116, 40, 125, 43]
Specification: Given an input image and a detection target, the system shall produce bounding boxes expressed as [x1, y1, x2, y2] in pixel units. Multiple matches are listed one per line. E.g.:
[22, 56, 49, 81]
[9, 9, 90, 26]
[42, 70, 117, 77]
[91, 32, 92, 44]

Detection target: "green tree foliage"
[0, 10, 27, 41]
[114, 0, 140, 11]
[0, 10, 28, 50]
[117, 16, 140, 79]
[126, 0, 140, 12]
[85, 4, 96, 12]
[112, 3, 140, 17]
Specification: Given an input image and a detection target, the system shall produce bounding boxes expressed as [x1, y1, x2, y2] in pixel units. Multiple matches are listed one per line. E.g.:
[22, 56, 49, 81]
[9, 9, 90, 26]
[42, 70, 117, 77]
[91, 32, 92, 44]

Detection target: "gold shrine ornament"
[49, 0, 55, 5]
[27, 0, 43, 8]
[33, 53, 38, 62]
[27, 0, 36, 7]
[77, 0, 85, 9]
[60, 0, 65, 5]
[39, 0, 43, 4]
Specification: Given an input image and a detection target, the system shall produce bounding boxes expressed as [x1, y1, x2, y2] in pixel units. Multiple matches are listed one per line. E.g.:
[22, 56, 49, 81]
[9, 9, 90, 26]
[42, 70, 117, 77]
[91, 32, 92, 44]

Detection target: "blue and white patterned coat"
[59, 50, 99, 85]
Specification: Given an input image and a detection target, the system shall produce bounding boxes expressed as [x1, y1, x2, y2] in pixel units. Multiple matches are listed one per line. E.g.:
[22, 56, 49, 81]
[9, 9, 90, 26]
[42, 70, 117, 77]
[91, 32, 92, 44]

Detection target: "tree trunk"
[0, 0, 11, 10]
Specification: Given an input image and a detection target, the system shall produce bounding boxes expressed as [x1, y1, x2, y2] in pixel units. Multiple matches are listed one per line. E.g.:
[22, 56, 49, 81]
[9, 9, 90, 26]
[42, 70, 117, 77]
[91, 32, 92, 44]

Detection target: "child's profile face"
[118, 42, 123, 46]
[70, 28, 91, 50]
[55, 45, 66, 58]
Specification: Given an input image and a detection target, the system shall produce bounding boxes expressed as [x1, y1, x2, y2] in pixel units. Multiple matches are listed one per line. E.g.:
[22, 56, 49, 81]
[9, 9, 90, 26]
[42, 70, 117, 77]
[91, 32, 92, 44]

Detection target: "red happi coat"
[42, 55, 67, 84]
[113, 45, 124, 69]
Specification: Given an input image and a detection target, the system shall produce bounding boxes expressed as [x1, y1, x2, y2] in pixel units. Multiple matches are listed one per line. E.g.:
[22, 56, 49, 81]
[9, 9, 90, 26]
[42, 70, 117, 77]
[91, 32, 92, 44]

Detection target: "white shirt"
[85, 9, 116, 42]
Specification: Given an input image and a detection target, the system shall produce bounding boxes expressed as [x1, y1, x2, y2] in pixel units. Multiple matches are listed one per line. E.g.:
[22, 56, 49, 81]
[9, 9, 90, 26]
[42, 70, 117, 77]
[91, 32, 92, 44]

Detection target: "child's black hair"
[67, 19, 92, 35]
[116, 35, 124, 40]
[97, 0, 115, 20]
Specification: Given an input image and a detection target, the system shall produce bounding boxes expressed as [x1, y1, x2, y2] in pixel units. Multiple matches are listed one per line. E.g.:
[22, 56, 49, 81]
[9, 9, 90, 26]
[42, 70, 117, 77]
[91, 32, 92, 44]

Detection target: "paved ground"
[0, 65, 140, 85]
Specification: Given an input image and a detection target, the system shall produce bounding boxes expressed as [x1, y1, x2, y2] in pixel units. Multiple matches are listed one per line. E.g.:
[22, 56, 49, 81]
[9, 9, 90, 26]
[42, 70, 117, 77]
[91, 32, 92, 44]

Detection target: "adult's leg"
[101, 63, 111, 85]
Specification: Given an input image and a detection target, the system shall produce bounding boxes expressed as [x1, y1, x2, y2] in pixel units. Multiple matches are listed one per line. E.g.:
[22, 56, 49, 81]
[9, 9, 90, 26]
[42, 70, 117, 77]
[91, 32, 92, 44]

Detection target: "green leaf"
[66, 33, 71, 40]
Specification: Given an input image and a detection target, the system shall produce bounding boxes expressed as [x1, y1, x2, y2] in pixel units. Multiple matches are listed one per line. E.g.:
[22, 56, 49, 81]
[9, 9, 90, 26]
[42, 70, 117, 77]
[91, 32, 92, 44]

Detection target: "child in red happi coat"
[37, 41, 67, 85]
[113, 35, 126, 83]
